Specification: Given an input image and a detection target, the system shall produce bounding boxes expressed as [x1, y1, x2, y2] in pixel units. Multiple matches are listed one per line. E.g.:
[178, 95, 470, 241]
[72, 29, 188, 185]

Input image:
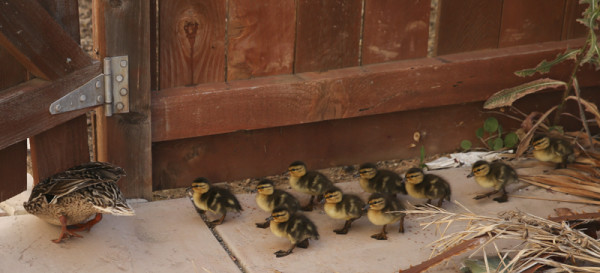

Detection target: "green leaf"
[460, 140, 472, 151]
[492, 138, 504, 151]
[476, 127, 484, 138]
[487, 138, 495, 149]
[420, 146, 426, 162]
[483, 78, 567, 109]
[514, 49, 579, 77]
[483, 117, 499, 133]
[497, 124, 503, 138]
[504, 132, 519, 148]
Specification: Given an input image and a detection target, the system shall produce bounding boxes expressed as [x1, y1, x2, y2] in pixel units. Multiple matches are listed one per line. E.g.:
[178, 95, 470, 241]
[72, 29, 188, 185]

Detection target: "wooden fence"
[1, 0, 599, 200]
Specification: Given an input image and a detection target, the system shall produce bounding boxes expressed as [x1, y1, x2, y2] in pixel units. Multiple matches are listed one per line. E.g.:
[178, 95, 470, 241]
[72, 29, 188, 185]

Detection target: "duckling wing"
[303, 172, 333, 194]
[341, 195, 366, 217]
[207, 187, 243, 214]
[424, 174, 451, 199]
[273, 190, 300, 213]
[287, 214, 319, 241]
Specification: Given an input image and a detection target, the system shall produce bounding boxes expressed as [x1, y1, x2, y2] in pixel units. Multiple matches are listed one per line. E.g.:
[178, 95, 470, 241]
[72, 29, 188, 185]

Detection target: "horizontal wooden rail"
[0, 63, 102, 151]
[151, 38, 599, 143]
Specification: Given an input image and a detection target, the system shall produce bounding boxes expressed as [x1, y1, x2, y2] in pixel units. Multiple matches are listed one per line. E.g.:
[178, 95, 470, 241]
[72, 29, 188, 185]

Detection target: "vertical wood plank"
[0, 141, 26, 202]
[159, 0, 226, 89]
[227, 0, 295, 81]
[562, 0, 587, 40]
[150, 0, 159, 90]
[94, 0, 152, 199]
[498, 0, 566, 48]
[37, 0, 80, 42]
[362, 0, 430, 64]
[436, 0, 503, 55]
[295, 0, 362, 73]
[29, 0, 90, 183]
[30, 116, 89, 182]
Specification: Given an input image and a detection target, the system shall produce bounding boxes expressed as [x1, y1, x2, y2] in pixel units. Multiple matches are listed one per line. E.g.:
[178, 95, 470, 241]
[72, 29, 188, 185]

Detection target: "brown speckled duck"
[23, 162, 134, 243]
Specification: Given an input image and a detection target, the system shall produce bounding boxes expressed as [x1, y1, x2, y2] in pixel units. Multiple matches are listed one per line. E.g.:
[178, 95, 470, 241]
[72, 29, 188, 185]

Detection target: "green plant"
[482, 0, 600, 156]
[419, 145, 427, 169]
[461, 117, 519, 151]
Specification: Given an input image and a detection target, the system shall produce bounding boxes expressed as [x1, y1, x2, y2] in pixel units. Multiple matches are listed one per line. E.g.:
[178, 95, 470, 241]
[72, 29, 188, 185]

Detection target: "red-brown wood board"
[152, 87, 600, 189]
[227, 0, 296, 81]
[362, 0, 430, 64]
[94, 0, 153, 199]
[498, 0, 566, 48]
[0, 141, 27, 202]
[152, 39, 599, 143]
[294, 0, 362, 73]
[159, 0, 226, 88]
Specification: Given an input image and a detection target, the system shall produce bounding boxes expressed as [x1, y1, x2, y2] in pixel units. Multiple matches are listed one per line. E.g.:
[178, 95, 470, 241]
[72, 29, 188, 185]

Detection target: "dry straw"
[400, 203, 600, 273]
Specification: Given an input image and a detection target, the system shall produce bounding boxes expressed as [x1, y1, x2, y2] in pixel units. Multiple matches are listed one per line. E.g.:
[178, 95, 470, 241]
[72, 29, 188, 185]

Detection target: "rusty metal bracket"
[49, 56, 129, 116]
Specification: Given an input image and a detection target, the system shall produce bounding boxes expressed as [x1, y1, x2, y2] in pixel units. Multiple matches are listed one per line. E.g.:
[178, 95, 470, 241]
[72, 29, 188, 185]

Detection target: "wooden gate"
[1, 0, 599, 201]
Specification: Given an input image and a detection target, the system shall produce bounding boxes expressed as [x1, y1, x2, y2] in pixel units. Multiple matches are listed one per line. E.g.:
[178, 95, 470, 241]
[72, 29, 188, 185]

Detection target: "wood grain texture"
[362, 0, 430, 64]
[94, 0, 152, 199]
[30, 115, 89, 183]
[562, 0, 588, 40]
[0, 141, 27, 202]
[152, 39, 600, 142]
[36, 0, 80, 43]
[151, 87, 600, 188]
[227, 0, 295, 80]
[0, 45, 28, 92]
[295, 0, 362, 72]
[436, 0, 503, 55]
[0, 0, 92, 80]
[159, 0, 226, 88]
[0, 63, 101, 151]
[498, 0, 566, 48]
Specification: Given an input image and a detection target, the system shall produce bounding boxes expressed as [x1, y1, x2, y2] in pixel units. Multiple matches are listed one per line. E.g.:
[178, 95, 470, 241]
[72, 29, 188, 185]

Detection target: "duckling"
[322, 186, 365, 235]
[531, 135, 575, 169]
[288, 161, 334, 211]
[268, 206, 319, 258]
[187, 177, 242, 227]
[255, 179, 300, 228]
[467, 160, 518, 203]
[358, 163, 406, 195]
[365, 193, 405, 240]
[404, 167, 451, 207]
[23, 162, 134, 243]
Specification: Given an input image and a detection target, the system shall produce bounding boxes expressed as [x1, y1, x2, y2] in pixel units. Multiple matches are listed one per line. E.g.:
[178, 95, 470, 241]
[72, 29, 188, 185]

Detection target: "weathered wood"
[436, 0, 503, 55]
[295, 0, 362, 72]
[94, 0, 152, 199]
[0, 0, 92, 80]
[29, 0, 91, 186]
[30, 115, 89, 182]
[158, 0, 226, 88]
[151, 86, 600, 188]
[0, 45, 28, 91]
[0, 141, 27, 202]
[226, 0, 295, 80]
[36, 0, 80, 42]
[150, 0, 159, 90]
[0, 63, 102, 151]
[362, 0, 430, 64]
[152, 39, 599, 143]
[498, 0, 566, 48]
[562, 0, 588, 40]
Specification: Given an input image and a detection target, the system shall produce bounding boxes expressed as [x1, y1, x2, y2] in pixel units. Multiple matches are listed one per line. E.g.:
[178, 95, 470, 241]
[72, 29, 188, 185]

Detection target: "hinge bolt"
[120, 88, 128, 96]
[116, 102, 125, 110]
[120, 60, 128, 67]
[97, 95, 103, 103]
[79, 94, 87, 102]
[95, 80, 101, 88]
[54, 104, 62, 112]
[116, 75, 124, 82]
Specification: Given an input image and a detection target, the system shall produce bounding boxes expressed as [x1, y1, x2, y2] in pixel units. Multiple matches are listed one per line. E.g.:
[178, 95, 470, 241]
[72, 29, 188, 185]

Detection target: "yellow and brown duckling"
[187, 177, 242, 227]
[467, 160, 518, 203]
[365, 193, 405, 240]
[23, 162, 135, 243]
[288, 161, 334, 211]
[358, 163, 407, 195]
[404, 167, 451, 207]
[531, 135, 575, 169]
[255, 179, 300, 228]
[268, 206, 320, 258]
[322, 186, 366, 235]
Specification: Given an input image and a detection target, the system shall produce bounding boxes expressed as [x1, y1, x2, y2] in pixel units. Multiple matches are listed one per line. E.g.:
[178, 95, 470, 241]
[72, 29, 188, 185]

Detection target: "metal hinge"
[49, 56, 129, 116]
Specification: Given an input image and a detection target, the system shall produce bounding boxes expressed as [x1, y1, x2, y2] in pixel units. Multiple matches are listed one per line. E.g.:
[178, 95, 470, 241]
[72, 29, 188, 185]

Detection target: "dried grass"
[402, 203, 600, 273]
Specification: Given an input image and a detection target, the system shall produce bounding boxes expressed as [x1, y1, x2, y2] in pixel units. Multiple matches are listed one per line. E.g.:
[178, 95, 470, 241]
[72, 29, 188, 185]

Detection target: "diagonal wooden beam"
[0, 62, 102, 151]
[0, 0, 92, 80]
